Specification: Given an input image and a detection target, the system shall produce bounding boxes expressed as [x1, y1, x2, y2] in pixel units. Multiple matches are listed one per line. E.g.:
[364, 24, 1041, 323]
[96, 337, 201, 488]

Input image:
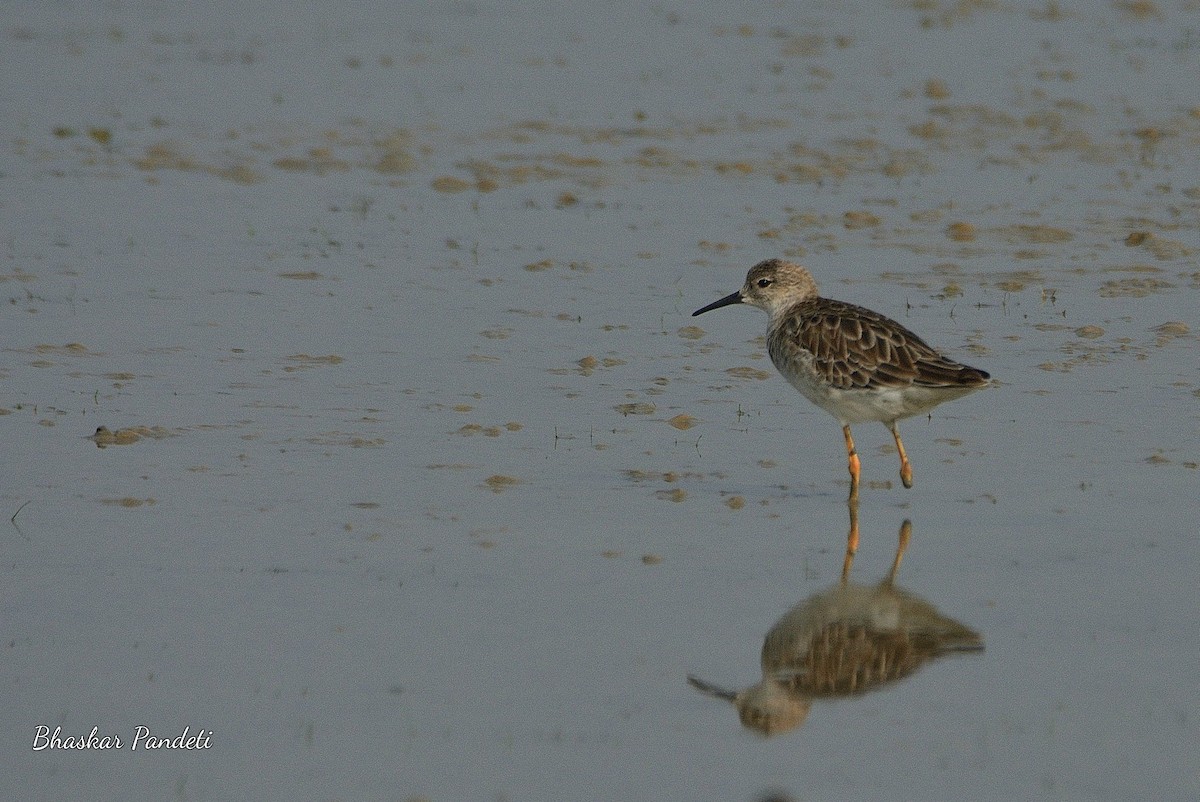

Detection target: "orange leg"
[886, 519, 913, 585]
[889, 422, 913, 489]
[842, 424, 861, 501]
[842, 494, 861, 577]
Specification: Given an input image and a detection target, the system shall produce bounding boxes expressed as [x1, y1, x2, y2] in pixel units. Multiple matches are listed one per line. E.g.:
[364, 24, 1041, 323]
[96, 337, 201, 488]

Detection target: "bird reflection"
[688, 508, 983, 736]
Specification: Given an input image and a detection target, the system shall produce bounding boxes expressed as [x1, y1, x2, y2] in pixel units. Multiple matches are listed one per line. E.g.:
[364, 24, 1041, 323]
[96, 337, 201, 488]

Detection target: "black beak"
[686, 674, 739, 701]
[692, 290, 743, 317]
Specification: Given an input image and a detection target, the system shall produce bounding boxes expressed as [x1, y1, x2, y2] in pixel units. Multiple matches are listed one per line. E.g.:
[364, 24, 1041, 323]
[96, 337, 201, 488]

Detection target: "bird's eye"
[757, 278, 772, 288]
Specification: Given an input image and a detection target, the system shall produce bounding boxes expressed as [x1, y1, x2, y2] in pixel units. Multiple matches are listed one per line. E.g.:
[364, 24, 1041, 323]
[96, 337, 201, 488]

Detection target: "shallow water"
[3, 1, 1198, 799]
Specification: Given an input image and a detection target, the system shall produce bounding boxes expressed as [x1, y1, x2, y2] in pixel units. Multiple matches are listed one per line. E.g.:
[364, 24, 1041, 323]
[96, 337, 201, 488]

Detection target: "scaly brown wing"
[769, 298, 989, 391]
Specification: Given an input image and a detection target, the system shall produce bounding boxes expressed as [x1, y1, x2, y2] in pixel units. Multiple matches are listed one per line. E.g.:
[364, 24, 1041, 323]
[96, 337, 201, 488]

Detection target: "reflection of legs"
[889, 421, 913, 489]
[886, 519, 912, 585]
[842, 425, 861, 500]
[842, 493, 860, 581]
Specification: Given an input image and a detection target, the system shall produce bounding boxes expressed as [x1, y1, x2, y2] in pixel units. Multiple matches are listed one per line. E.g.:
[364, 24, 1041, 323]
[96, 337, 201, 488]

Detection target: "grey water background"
[2, 1, 1198, 799]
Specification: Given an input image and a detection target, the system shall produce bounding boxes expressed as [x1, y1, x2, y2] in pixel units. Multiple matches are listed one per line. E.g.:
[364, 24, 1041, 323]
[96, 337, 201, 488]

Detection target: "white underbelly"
[776, 359, 971, 425]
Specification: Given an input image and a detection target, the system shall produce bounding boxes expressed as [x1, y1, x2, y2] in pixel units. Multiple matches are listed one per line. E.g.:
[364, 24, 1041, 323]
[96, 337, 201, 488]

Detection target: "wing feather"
[770, 299, 989, 391]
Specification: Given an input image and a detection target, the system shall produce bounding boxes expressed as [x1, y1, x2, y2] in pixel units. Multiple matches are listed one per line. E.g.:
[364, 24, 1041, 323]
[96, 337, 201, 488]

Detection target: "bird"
[692, 258, 989, 496]
[687, 519, 984, 736]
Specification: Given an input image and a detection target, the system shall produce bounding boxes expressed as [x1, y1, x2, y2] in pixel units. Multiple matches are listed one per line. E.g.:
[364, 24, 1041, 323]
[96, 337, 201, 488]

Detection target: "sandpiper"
[687, 519, 984, 736]
[693, 259, 989, 496]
